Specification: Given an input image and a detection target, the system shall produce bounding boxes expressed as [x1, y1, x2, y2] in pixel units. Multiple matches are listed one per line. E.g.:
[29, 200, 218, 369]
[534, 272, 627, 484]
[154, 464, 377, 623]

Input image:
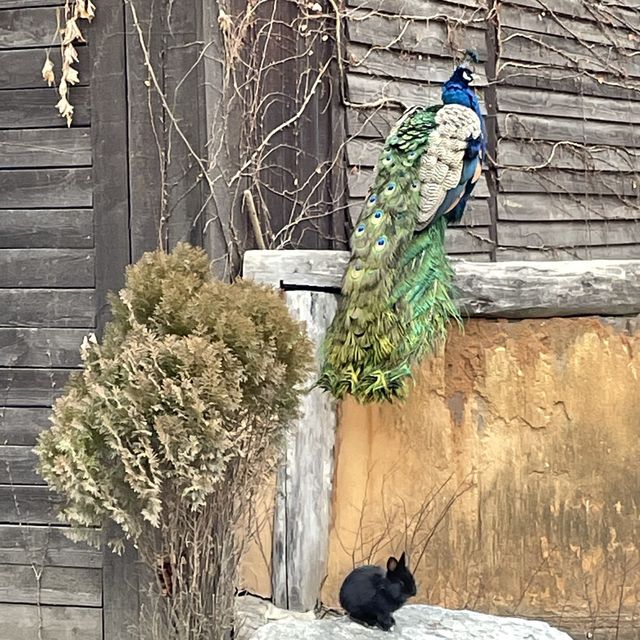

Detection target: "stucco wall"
[241, 316, 640, 637]
[323, 317, 640, 637]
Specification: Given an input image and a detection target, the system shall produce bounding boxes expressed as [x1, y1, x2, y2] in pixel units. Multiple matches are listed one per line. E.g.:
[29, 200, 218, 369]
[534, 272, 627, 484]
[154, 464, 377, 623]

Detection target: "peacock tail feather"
[318, 60, 485, 403]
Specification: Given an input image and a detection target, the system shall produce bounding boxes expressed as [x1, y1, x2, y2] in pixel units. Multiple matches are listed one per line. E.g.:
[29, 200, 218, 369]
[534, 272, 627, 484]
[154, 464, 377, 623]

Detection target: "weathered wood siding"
[0, 2, 104, 636]
[495, 0, 640, 260]
[344, 0, 640, 260]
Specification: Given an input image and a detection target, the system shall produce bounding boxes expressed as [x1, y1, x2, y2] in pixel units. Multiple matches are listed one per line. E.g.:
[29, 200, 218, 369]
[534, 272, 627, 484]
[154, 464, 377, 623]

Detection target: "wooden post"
[243, 256, 340, 612]
[272, 291, 338, 611]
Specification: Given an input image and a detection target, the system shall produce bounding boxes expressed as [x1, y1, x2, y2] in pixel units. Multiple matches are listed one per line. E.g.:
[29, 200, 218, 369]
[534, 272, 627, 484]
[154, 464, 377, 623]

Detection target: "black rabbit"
[339, 552, 417, 631]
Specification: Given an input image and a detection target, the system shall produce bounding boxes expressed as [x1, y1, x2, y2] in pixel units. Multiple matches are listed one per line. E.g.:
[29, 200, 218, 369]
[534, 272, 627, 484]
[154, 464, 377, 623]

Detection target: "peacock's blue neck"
[441, 78, 486, 152]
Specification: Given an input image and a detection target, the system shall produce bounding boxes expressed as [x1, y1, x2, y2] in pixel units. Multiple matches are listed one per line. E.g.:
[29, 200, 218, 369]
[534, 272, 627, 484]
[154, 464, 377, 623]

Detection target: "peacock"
[318, 52, 486, 403]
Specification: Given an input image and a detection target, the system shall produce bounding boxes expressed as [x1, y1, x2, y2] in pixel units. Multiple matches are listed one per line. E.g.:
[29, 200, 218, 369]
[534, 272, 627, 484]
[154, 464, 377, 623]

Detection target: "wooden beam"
[347, 11, 487, 59]
[0, 408, 51, 446]
[89, 3, 140, 639]
[243, 250, 640, 318]
[0, 1, 63, 7]
[347, 73, 487, 114]
[497, 64, 640, 103]
[0, 7, 61, 49]
[0, 289, 95, 328]
[496, 246, 640, 262]
[500, 27, 640, 78]
[0, 328, 85, 368]
[0, 446, 42, 485]
[0, 369, 73, 407]
[348, 43, 488, 86]
[0, 485, 60, 524]
[0, 168, 92, 208]
[0, 209, 93, 249]
[124, 0, 163, 260]
[498, 113, 640, 148]
[0, 46, 90, 90]
[498, 140, 640, 173]
[497, 220, 640, 249]
[162, 0, 205, 252]
[0, 128, 91, 168]
[0, 249, 94, 288]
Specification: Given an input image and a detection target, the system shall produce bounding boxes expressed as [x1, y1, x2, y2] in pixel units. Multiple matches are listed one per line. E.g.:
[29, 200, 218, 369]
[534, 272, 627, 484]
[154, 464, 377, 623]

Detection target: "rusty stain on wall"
[322, 317, 640, 638]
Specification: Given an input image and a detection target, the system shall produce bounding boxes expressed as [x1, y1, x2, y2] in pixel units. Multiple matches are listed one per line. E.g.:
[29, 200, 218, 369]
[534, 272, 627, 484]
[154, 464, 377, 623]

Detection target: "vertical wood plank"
[102, 535, 140, 640]
[271, 291, 338, 611]
[255, 1, 337, 251]
[201, 0, 244, 280]
[483, 0, 499, 261]
[124, 0, 163, 260]
[163, 0, 205, 252]
[89, 4, 130, 327]
[88, 2, 137, 638]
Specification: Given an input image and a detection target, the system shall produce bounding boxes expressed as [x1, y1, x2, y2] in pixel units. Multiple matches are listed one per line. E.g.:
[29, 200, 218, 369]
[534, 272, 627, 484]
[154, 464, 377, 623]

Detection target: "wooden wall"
[0, 0, 343, 636]
[0, 1, 110, 638]
[344, 0, 640, 260]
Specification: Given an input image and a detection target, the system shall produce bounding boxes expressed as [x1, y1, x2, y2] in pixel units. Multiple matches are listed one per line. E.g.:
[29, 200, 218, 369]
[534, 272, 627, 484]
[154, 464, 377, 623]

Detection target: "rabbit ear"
[387, 556, 398, 572]
[399, 552, 407, 567]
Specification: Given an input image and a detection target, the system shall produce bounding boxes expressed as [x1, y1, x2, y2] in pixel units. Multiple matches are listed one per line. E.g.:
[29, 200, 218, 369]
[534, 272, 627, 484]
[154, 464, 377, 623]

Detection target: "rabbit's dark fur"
[339, 552, 417, 631]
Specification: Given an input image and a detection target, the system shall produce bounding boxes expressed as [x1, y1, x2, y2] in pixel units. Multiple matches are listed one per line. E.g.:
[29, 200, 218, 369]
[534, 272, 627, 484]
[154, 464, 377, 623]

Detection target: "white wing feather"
[416, 104, 482, 227]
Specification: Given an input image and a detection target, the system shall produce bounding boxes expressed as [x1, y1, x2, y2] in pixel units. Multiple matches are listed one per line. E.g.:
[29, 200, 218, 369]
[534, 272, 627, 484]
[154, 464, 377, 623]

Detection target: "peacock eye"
[355, 223, 366, 235]
[386, 182, 396, 193]
[367, 194, 377, 206]
[375, 236, 387, 250]
[407, 151, 417, 159]
[373, 209, 383, 219]
[411, 180, 420, 191]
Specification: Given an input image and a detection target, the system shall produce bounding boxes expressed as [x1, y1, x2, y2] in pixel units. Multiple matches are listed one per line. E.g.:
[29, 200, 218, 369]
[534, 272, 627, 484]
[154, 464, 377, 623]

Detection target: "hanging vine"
[42, 0, 96, 126]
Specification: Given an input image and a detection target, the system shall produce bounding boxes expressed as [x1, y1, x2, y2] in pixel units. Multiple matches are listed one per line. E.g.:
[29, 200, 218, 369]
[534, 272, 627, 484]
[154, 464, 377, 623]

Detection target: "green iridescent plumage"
[318, 92, 479, 402]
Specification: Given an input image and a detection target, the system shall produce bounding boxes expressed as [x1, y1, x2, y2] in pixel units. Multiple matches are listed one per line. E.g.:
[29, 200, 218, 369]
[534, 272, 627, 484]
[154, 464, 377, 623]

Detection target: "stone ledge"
[249, 604, 573, 640]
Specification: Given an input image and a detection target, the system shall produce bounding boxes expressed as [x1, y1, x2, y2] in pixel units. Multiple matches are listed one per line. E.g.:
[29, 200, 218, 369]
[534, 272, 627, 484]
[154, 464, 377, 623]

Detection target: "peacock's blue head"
[442, 66, 476, 107]
[441, 64, 484, 140]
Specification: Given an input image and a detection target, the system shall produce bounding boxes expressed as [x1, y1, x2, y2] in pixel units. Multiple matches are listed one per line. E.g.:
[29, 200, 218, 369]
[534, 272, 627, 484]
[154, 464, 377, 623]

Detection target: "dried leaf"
[218, 8, 233, 33]
[63, 17, 85, 45]
[58, 77, 69, 98]
[76, 0, 96, 20]
[56, 95, 74, 127]
[64, 64, 80, 85]
[63, 42, 79, 66]
[42, 55, 55, 87]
